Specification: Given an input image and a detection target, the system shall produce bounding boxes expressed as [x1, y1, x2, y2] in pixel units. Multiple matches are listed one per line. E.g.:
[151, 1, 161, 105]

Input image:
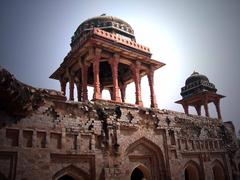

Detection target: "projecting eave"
[175, 91, 225, 106]
[50, 28, 165, 81]
[150, 59, 165, 70]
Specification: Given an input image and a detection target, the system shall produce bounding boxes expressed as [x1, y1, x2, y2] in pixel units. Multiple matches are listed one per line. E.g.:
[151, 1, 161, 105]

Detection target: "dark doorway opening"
[184, 165, 199, 180]
[185, 169, 190, 180]
[58, 175, 75, 180]
[131, 167, 144, 180]
[213, 165, 225, 180]
[0, 172, 7, 180]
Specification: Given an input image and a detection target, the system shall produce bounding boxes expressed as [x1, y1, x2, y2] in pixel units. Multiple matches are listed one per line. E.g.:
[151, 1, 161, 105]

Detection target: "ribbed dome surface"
[185, 71, 209, 85]
[71, 14, 135, 44]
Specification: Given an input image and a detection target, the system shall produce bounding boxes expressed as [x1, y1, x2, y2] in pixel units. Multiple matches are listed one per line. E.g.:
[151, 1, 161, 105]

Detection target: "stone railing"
[93, 28, 150, 53]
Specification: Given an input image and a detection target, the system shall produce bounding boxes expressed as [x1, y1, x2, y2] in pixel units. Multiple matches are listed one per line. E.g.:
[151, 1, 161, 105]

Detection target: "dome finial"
[100, 13, 106, 16]
[191, 70, 199, 75]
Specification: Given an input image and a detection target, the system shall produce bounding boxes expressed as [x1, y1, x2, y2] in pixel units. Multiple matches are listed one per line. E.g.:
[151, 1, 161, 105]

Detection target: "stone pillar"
[109, 54, 121, 102]
[120, 83, 127, 103]
[203, 102, 209, 117]
[147, 66, 158, 108]
[69, 76, 75, 101]
[76, 81, 82, 102]
[194, 105, 201, 116]
[81, 63, 89, 102]
[93, 48, 102, 100]
[108, 87, 113, 100]
[60, 79, 67, 96]
[130, 61, 143, 106]
[214, 99, 222, 119]
[203, 95, 209, 117]
[183, 103, 189, 115]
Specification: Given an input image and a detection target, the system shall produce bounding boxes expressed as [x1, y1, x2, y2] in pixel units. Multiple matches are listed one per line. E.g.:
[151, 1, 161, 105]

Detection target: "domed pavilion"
[50, 14, 165, 108]
[175, 71, 225, 119]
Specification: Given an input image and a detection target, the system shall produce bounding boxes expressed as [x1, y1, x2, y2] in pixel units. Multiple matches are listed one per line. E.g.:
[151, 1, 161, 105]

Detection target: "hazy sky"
[1, 0, 240, 131]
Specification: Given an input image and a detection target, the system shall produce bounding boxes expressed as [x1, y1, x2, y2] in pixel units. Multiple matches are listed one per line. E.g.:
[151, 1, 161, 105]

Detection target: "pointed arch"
[52, 164, 89, 180]
[126, 137, 163, 154]
[125, 137, 167, 180]
[212, 159, 226, 180]
[184, 160, 202, 180]
[130, 163, 151, 180]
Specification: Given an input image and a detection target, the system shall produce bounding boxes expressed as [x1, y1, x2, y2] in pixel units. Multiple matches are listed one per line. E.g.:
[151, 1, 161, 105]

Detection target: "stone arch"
[125, 137, 167, 180]
[212, 159, 226, 180]
[130, 163, 151, 180]
[52, 165, 89, 180]
[184, 160, 202, 180]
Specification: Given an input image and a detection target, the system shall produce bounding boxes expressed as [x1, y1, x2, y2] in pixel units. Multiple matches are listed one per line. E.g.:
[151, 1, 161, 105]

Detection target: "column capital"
[130, 61, 141, 70]
[66, 67, 75, 80]
[59, 77, 67, 85]
[80, 56, 91, 67]
[213, 98, 220, 104]
[95, 47, 102, 57]
[76, 56, 82, 68]
[113, 53, 120, 59]
[147, 65, 155, 74]
[82, 61, 91, 67]
[108, 53, 120, 65]
[135, 61, 141, 66]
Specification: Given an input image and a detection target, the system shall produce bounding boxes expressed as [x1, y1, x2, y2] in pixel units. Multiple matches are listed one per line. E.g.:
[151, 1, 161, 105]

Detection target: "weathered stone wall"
[0, 98, 239, 180]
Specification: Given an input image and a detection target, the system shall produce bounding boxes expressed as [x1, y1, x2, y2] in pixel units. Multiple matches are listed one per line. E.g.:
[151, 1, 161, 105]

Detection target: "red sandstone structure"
[176, 71, 225, 119]
[50, 15, 164, 108]
[0, 15, 240, 180]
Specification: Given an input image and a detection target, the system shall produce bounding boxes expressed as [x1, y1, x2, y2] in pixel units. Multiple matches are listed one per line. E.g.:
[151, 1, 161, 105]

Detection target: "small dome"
[185, 71, 209, 86]
[71, 14, 135, 44]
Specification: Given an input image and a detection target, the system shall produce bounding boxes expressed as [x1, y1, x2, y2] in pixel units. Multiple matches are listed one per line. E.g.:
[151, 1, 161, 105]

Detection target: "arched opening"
[52, 165, 89, 180]
[131, 167, 144, 180]
[126, 137, 167, 180]
[130, 164, 151, 180]
[212, 165, 225, 180]
[58, 174, 75, 180]
[184, 161, 200, 180]
[212, 160, 225, 180]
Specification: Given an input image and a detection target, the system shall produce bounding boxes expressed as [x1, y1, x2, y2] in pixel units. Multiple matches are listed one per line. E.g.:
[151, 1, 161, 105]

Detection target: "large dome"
[71, 14, 136, 44]
[185, 71, 209, 85]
